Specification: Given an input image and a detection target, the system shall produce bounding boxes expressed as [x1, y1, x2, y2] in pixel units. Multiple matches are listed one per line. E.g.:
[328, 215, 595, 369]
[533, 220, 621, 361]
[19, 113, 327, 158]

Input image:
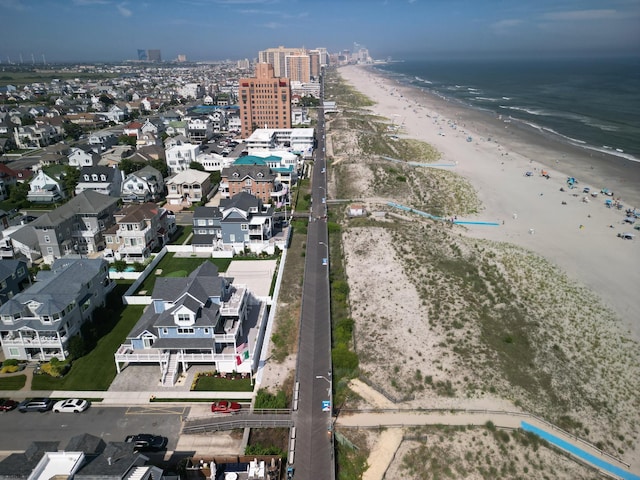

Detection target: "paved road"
[293, 72, 335, 480]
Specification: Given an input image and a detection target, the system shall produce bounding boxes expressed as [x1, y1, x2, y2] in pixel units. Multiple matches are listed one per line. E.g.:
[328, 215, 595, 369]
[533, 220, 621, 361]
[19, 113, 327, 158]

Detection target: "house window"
[9, 348, 19, 357]
[241, 224, 248, 231]
[92, 174, 98, 181]
[177, 313, 191, 323]
[83, 174, 89, 181]
[100, 174, 106, 181]
[177, 327, 194, 334]
[0, 281, 6, 289]
[171, 185, 177, 191]
[42, 315, 51, 323]
[204, 328, 210, 334]
[245, 179, 252, 186]
[46, 247, 53, 254]
[162, 328, 168, 334]
[44, 235, 50, 243]
[17, 267, 24, 276]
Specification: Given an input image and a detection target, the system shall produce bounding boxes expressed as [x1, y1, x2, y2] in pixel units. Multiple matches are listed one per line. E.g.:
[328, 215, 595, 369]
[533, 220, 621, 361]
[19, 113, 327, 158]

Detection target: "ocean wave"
[474, 96, 500, 102]
[414, 76, 432, 84]
[499, 105, 621, 133]
[502, 96, 512, 100]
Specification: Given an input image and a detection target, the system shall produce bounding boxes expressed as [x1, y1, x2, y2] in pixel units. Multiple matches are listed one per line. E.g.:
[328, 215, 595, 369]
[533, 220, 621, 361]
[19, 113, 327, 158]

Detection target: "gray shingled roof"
[30, 190, 119, 228]
[0, 258, 107, 322]
[126, 261, 225, 340]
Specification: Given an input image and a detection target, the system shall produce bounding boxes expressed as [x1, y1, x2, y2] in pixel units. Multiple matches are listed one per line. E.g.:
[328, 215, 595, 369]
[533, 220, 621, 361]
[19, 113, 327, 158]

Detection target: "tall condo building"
[258, 46, 305, 78]
[286, 54, 311, 83]
[137, 49, 162, 62]
[239, 63, 291, 139]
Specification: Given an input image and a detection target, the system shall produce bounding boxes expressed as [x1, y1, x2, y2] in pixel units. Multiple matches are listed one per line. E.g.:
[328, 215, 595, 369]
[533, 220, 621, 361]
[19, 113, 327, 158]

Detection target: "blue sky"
[0, 0, 638, 63]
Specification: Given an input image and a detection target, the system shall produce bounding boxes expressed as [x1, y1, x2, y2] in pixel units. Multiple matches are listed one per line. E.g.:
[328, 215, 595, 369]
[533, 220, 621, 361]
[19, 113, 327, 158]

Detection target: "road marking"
[126, 406, 187, 415]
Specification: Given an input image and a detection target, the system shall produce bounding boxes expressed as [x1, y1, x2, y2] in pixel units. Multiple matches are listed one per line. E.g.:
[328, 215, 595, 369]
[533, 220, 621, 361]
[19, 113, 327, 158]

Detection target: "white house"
[68, 146, 100, 168]
[121, 165, 165, 203]
[165, 141, 200, 175]
[27, 170, 65, 203]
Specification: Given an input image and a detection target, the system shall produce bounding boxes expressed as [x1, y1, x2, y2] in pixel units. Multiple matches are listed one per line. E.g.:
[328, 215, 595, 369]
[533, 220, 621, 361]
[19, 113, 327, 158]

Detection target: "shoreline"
[366, 64, 640, 208]
[338, 64, 640, 341]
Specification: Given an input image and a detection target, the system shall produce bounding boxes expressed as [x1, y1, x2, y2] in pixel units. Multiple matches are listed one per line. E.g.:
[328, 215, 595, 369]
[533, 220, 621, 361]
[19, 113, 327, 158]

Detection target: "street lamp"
[315, 372, 332, 402]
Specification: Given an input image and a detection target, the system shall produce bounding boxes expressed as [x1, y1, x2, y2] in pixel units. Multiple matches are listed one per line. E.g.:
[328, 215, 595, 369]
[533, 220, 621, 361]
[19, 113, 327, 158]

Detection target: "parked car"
[211, 400, 241, 414]
[52, 398, 90, 413]
[124, 434, 168, 452]
[18, 398, 53, 412]
[0, 399, 18, 412]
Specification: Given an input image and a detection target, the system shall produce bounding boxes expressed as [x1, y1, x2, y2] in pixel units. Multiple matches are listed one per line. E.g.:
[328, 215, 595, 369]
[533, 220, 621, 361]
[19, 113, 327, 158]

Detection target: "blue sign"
[322, 400, 331, 412]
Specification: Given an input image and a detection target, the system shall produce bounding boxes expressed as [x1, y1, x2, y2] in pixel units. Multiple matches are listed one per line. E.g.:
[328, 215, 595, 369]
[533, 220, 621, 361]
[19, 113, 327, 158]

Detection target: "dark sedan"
[0, 399, 18, 412]
[124, 434, 168, 452]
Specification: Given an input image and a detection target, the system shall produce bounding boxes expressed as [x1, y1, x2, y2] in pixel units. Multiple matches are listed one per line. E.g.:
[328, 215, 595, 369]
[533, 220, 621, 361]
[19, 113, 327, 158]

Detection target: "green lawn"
[31, 285, 145, 391]
[192, 374, 253, 392]
[172, 225, 193, 245]
[0, 375, 27, 390]
[136, 253, 231, 294]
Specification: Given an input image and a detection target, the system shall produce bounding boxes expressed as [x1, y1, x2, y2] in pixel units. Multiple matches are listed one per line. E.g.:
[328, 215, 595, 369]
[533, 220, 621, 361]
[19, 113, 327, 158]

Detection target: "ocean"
[374, 57, 640, 162]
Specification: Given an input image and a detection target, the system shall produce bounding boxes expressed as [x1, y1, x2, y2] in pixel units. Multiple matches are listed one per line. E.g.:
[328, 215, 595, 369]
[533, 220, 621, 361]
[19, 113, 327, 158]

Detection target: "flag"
[236, 355, 242, 365]
[243, 349, 250, 360]
[235, 343, 247, 354]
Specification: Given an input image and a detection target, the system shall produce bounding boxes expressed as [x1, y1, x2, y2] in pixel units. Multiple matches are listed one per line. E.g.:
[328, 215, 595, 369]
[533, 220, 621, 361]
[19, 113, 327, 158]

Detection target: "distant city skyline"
[0, 0, 638, 64]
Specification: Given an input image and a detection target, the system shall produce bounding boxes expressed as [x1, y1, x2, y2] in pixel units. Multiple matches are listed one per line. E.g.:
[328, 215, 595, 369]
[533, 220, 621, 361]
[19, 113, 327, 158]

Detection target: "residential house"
[0, 259, 31, 306]
[165, 120, 188, 137]
[192, 192, 273, 252]
[0, 435, 165, 480]
[27, 169, 65, 203]
[0, 258, 114, 361]
[75, 166, 123, 197]
[13, 123, 61, 149]
[104, 203, 175, 262]
[121, 165, 165, 203]
[68, 145, 100, 168]
[165, 169, 211, 206]
[0, 225, 42, 265]
[88, 132, 117, 152]
[114, 262, 253, 385]
[220, 164, 276, 204]
[187, 116, 213, 143]
[123, 121, 143, 138]
[30, 190, 120, 263]
[165, 139, 200, 174]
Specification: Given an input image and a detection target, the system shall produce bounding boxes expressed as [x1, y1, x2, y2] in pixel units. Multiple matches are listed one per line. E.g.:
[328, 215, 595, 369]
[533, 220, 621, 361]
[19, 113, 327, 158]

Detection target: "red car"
[0, 399, 18, 412]
[211, 400, 241, 414]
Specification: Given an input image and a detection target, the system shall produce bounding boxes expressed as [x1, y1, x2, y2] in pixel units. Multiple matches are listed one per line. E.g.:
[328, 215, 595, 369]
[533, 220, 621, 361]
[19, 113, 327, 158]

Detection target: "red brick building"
[239, 63, 291, 139]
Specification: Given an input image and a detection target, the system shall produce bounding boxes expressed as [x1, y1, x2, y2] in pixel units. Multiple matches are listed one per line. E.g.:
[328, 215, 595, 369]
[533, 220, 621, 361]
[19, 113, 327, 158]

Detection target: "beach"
[338, 64, 640, 340]
[328, 64, 640, 476]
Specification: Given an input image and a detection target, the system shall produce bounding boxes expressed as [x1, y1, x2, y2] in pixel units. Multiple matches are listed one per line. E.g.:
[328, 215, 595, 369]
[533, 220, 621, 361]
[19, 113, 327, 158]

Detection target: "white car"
[52, 398, 90, 413]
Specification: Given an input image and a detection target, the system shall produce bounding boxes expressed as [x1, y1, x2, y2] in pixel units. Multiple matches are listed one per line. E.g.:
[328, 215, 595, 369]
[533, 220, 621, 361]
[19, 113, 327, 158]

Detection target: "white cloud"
[0, 0, 28, 10]
[490, 18, 523, 34]
[543, 9, 621, 21]
[262, 21, 282, 29]
[72, 0, 110, 5]
[117, 2, 132, 17]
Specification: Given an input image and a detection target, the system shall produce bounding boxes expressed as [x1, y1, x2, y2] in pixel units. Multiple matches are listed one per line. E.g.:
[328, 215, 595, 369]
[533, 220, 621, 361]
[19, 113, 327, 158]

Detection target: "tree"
[149, 159, 169, 178]
[63, 121, 84, 141]
[119, 158, 140, 175]
[189, 161, 204, 171]
[8, 181, 30, 207]
[60, 165, 80, 196]
[99, 94, 114, 106]
[118, 134, 137, 147]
